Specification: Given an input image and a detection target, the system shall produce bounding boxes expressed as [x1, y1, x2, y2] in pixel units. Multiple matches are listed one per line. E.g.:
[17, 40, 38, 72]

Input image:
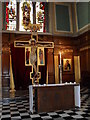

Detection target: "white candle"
[59, 52, 62, 84]
[60, 52, 61, 65]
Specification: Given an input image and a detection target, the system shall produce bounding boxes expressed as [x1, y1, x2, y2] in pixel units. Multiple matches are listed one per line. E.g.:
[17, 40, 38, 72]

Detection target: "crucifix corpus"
[14, 24, 54, 85]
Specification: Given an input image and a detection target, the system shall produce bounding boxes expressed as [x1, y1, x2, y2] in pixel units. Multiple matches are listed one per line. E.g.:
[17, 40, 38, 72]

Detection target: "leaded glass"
[6, 0, 16, 30]
[36, 2, 45, 32]
[19, 1, 33, 31]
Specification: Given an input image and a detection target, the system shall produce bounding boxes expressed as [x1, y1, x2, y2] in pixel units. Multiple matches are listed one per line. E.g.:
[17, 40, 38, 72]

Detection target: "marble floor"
[2, 89, 29, 99]
[0, 86, 90, 120]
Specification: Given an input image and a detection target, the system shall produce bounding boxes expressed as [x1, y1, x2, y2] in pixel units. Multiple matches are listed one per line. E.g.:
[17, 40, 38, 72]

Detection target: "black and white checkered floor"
[0, 87, 90, 120]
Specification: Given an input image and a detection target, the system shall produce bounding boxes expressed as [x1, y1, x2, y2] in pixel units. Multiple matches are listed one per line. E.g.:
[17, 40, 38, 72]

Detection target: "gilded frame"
[37, 47, 45, 66]
[63, 58, 72, 72]
[25, 47, 31, 66]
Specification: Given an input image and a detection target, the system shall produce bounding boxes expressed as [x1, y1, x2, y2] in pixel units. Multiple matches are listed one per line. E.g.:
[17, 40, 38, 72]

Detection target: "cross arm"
[14, 41, 30, 48]
[37, 41, 54, 48]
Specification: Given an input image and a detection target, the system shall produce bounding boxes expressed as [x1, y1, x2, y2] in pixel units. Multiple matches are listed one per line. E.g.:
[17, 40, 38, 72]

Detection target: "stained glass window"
[36, 2, 45, 32]
[19, 1, 33, 31]
[6, 0, 16, 30]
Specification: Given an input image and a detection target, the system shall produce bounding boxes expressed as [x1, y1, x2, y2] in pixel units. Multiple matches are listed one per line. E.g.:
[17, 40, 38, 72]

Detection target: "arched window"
[36, 2, 45, 32]
[19, 1, 33, 31]
[5, 1, 48, 32]
[6, 0, 17, 30]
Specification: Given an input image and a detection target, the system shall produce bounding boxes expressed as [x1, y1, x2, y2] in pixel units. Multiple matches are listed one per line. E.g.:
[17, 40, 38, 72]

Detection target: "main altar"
[29, 83, 80, 113]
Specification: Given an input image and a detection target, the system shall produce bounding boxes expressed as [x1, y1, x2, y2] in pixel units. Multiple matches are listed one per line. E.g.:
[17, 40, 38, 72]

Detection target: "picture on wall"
[63, 59, 72, 71]
[25, 47, 31, 66]
[38, 47, 45, 65]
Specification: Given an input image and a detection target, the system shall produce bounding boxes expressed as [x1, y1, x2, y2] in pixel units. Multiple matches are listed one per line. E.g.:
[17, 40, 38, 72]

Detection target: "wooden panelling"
[78, 31, 90, 87]
[2, 52, 10, 75]
[2, 33, 10, 48]
[48, 75, 54, 84]
[74, 31, 89, 48]
[80, 50, 88, 72]
[88, 49, 90, 72]
[47, 49, 54, 84]
[2, 51, 10, 88]
[48, 49, 54, 73]
[62, 74, 75, 83]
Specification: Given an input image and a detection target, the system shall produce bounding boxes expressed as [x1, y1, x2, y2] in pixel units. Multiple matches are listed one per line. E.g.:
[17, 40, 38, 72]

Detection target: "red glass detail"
[6, 2, 9, 30]
[42, 3, 45, 32]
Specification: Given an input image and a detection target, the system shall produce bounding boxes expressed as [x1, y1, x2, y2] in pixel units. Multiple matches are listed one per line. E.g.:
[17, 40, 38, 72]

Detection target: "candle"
[60, 52, 61, 65]
[59, 52, 62, 84]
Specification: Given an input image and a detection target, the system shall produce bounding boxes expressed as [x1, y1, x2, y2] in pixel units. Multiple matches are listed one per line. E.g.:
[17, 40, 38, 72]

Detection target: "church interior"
[0, 1, 90, 120]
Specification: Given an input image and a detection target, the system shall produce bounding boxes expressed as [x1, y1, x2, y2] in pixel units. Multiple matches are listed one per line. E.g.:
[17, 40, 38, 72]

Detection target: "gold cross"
[14, 35, 54, 84]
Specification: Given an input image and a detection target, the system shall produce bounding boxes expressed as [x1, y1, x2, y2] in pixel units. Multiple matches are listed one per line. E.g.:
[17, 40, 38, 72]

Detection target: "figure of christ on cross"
[14, 38, 54, 85]
[29, 39, 40, 84]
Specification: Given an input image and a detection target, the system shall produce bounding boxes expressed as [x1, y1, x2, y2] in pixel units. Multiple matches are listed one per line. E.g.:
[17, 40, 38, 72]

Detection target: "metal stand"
[59, 64, 62, 84]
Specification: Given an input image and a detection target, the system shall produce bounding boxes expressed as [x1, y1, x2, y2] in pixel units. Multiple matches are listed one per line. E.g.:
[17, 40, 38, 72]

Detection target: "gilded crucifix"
[14, 32, 54, 84]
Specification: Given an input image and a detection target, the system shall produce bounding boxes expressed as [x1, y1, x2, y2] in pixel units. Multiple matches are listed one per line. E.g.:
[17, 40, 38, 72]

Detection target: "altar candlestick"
[60, 52, 61, 65]
[59, 52, 62, 84]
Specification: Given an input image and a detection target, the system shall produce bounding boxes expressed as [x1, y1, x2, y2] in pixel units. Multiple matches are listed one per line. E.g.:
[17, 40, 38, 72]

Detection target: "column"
[10, 51, 16, 93]
[74, 56, 81, 83]
[54, 55, 59, 84]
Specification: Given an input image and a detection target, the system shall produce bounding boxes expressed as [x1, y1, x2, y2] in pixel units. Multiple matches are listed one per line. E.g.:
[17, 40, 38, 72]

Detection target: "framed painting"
[38, 47, 45, 66]
[25, 47, 31, 66]
[63, 58, 72, 71]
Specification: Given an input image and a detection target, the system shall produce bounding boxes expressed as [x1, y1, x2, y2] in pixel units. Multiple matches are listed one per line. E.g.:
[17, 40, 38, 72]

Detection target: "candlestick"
[60, 52, 61, 65]
[59, 52, 62, 84]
